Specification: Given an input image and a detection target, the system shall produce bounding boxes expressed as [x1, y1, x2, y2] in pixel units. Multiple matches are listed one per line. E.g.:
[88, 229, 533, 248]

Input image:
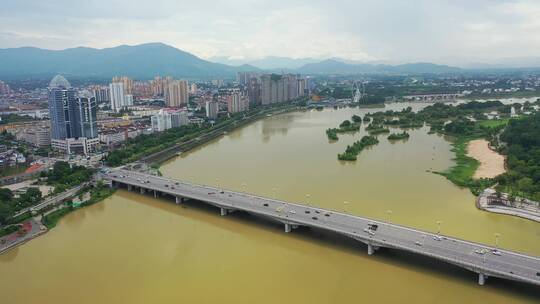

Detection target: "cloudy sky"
[1, 0, 539, 66]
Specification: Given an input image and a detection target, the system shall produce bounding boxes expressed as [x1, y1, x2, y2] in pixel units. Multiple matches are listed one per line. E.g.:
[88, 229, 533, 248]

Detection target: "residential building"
[166, 80, 188, 107]
[112, 76, 133, 95]
[150, 109, 189, 132]
[75, 90, 98, 139]
[48, 75, 99, 155]
[92, 87, 110, 103]
[109, 82, 125, 112]
[205, 101, 218, 119]
[260, 74, 305, 104]
[48, 75, 77, 139]
[227, 92, 248, 113]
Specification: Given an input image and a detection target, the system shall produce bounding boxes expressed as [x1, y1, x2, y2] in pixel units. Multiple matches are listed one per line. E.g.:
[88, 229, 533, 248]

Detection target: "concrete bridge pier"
[140, 187, 145, 194]
[175, 196, 184, 204]
[220, 208, 228, 216]
[284, 223, 292, 233]
[127, 185, 132, 191]
[153, 190, 158, 198]
[478, 273, 487, 286]
[367, 244, 376, 255]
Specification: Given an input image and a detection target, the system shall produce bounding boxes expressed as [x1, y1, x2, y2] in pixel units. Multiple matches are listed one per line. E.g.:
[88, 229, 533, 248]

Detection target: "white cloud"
[1, 0, 539, 65]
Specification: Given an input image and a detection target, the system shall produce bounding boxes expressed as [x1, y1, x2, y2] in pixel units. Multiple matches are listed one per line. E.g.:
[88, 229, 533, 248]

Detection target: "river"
[1, 103, 539, 303]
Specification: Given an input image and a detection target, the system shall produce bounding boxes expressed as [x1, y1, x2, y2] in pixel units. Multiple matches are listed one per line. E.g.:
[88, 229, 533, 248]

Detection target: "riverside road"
[103, 169, 540, 287]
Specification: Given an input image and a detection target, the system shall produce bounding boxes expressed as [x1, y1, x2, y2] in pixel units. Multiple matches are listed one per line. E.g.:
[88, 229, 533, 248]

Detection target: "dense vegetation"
[388, 131, 410, 140]
[325, 117, 361, 141]
[42, 161, 94, 194]
[0, 187, 42, 225]
[338, 136, 379, 161]
[0, 114, 38, 125]
[42, 182, 115, 229]
[106, 124, 205, 166]
[106, 102, 300, 166]
[495, 113, 540, 200]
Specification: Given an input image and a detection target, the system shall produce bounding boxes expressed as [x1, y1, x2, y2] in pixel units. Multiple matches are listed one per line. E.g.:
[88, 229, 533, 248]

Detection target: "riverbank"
[144, 103, 305, 166]
[467, 139, 506, 179]
[0, 184, 115, 255]
[477, 189, 540, 223]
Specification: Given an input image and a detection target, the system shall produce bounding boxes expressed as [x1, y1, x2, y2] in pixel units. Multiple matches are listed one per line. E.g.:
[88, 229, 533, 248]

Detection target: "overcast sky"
[1, 0, 539, 66]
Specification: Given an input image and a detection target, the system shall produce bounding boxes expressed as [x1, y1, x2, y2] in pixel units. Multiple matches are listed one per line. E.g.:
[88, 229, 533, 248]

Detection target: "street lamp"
[386, 210, 393, 223]
[305, 194, 311, 206]
[494, 233, 501, 249]
[241, 182, 247, 192]
[436, 220, 443, 236]
[343, 201, 350, 213]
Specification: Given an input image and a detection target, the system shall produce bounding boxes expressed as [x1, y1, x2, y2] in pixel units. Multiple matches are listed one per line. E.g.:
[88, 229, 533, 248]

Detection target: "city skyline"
[1, 0, 540, 67]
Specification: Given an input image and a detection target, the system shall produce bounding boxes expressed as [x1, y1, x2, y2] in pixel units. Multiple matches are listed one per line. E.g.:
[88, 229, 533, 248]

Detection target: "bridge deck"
[104, 169, 540, 286]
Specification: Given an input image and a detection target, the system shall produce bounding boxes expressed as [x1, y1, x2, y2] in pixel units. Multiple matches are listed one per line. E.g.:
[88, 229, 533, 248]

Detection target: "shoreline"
[466, 139, 506, 179]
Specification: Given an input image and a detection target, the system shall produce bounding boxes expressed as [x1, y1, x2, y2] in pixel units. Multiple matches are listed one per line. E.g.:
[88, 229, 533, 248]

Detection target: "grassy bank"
[42, 184, 116, 229]
[435, 137, 495, 195]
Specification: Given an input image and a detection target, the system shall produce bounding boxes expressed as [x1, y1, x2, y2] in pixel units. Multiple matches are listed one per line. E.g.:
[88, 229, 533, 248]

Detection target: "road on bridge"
[104, 169, 540, 287]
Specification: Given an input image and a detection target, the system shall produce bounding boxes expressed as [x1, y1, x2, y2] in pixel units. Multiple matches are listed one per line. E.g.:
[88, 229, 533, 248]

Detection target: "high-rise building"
[260, 74, 306, 104]
[109, 82, 125, 112]
[48, 75, 99, 155]
[0, 80, 12, 95]
[297, 78, 307, 97]
[205, 101, 218, 119]
[48, 75, 78, 139]
[170, 111, 189, 128]
[133, 81, 153, 98]
[75, 90, 98, 139]
[151, 76, 165, 96]
[92, 87, 110, 103]
[166, 80, 188, 107]
[190, 83, 198, 95]
[112, 76, 133, 95]
[151, 110, 189, 132]
[227, 92, 248, 113]
[261, 75, 272, 105]
[248, 77, 261, 105]
[124, 94, 134, 107]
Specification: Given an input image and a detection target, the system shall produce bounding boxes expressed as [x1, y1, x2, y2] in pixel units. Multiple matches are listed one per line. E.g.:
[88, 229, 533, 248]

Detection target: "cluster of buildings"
[91, 76, 190, 113]
[47, 75, 99, 154]
[0, 80, 12, 95]
[151, 109, 189, 132]
[1, 71, 309, 157]
[237, 72, 308, 105]
[0, 144, 26, 170]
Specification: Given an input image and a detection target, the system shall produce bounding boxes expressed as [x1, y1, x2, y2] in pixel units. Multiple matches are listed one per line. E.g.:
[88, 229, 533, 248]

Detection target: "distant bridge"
[403, 94, 462, 102]
[103, 169, 540, 287]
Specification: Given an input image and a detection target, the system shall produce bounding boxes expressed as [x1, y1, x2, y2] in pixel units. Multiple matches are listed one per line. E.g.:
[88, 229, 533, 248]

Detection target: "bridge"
[402, 93, 463, 102]
[103, 169, 540, 287]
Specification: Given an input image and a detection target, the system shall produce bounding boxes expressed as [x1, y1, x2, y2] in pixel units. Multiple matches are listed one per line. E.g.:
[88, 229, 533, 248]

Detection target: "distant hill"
[210, 56, 320, 70]
[296, 59, 461, 74]
[0, 43, 259, 79]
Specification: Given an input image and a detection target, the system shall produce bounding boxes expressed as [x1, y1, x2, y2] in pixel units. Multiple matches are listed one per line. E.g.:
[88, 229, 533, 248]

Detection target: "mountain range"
[0, 43, 258, 79]
[0, 43, 465, 79]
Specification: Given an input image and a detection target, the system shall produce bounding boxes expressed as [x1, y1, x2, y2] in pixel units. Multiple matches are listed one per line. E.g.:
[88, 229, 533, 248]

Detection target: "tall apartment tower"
[261, 75, 272, 105]
[205, 101, 219, 119]
[48, 75, 78, 139]
[166, 80, 188, 107]
[248, 77, 261, 105]
[76, 90, 98, 139]
[109, 82, 125, 113]
[112, 76, 133, 95]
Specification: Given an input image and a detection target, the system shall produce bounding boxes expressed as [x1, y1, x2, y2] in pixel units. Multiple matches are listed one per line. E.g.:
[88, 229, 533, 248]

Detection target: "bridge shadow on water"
[119, 189, 540, 300]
